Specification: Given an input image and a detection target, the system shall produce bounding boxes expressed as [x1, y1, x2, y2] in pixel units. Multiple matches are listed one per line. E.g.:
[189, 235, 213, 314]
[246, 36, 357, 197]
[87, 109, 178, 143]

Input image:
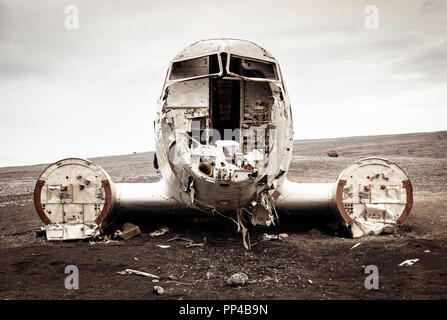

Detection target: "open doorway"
[210, 78, 241, 142]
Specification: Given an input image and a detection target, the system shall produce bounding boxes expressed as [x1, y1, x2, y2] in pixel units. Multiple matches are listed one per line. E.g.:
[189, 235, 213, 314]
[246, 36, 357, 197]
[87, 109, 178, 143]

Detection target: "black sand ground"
[1, 131, 446, 299]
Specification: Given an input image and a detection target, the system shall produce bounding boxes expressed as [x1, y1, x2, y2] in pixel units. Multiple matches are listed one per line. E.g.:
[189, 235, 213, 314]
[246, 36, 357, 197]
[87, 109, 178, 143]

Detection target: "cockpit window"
[169, 54, 220, 80]
[229, 56, 278, 80]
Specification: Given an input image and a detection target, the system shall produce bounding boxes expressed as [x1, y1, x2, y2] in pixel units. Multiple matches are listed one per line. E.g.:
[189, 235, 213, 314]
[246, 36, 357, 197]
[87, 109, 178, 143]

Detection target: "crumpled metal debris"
[89, 235, 120, 245]
[398, 259, 419, 267]
[117, 268, 160, 278]
[185, 242, 205, 248]
[150, 227, 170, 237]
[115, 223, 141, 240]
[262, 233, 288, 241]
[263, 233, 278, 241]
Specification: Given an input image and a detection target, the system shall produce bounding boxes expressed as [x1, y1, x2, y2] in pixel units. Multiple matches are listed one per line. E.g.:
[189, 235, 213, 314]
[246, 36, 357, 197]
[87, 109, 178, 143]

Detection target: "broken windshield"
[169, 54, 220, 81]
[228, 56, 278, 80]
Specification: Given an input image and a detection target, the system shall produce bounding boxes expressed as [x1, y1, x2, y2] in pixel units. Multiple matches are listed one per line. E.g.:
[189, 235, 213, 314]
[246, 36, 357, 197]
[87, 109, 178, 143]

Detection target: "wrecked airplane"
[33, 39, 413, 246]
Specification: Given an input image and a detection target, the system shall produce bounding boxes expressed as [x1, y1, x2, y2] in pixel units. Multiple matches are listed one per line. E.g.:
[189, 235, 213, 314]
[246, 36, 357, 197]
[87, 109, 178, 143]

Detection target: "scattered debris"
[89, 235, 120, 245]
[153, 286, 164, 295]
[185, 242, 205, 248]
[263, 233, 288, 241]
[157, 245, 171, 249]
[327, 149, 339, 157]
[278, 233, 288, 240]
[206, 271, 214, 280]
[167, 235, 193, 242]
[424, 250, 431, 253]
[117, 269, 160, 279]
[166, 234, 204, 247]
[165, 280, 201, 286]
[115, 223, 141, 240]
[398, 259, 419, 267]
[262, 233, 278, 241]
[150, 227, 169, 237]
[350, 242, 361, 250]
[226, 272, 249, 287]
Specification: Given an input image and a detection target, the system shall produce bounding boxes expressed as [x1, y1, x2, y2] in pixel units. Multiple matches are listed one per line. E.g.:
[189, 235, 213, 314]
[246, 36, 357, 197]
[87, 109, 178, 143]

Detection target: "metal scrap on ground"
[89, 235, 120, 245]
[117, 269, 160, 278]
[150, 227, 170, 237]
[185, 242, 205, 248]
[263, 233, 289, 241]
[166, 234, 205, 247]
[115, 223, 141, 240]
[263, 233, 278, 241]
[350, 242, 361, 250]
[398, 259, 419, 267]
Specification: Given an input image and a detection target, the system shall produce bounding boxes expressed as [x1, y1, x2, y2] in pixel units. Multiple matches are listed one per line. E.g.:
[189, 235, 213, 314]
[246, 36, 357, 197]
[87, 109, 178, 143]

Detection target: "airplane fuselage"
[33, 39, 413, 241]
[154, 39, 293, 218]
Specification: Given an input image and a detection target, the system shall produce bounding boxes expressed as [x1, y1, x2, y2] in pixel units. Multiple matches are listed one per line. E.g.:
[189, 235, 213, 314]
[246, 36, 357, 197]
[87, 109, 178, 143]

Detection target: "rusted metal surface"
[335, 180, 353, 224]
[94, 180, 112, 225]
[33, 180, 50, 224]
[397, 180, 413, 225]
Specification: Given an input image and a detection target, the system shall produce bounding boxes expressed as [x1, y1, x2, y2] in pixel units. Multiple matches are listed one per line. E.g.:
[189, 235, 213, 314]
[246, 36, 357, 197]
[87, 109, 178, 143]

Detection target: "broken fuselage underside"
[33, 39, 413, 245]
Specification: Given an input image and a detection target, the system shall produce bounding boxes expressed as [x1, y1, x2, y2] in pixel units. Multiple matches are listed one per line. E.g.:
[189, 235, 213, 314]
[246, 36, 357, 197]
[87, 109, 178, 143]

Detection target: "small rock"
[153, 286, 164, 295]
[226, 272, 249, 287]
[152, 279, 159, 283]
[327, 149, 338, 157]
[308, 279, 313, 284]
[206, 271, 214, 280]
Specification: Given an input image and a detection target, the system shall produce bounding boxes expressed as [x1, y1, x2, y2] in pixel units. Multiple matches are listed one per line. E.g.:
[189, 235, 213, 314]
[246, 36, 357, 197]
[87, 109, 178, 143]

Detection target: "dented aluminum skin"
[33, 39, 413, 241]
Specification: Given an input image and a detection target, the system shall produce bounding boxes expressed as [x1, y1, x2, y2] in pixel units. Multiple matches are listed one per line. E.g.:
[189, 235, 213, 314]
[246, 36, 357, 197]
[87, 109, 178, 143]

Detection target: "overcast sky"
[0, 0, 446, 166]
